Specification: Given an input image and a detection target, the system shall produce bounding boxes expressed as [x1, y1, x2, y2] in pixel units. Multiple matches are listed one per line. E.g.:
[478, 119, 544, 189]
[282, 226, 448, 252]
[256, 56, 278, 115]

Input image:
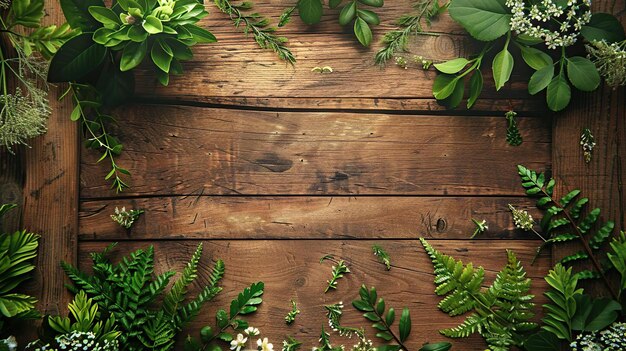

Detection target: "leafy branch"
[517, 165, 618, 300]
[375, 0, 448, 65]
[285, 299, 300, 325]
[352, 285, 411, 351]
[372, 245, 391, 270]
[214, 0, 295, 64]
[320, 255, 350, 293]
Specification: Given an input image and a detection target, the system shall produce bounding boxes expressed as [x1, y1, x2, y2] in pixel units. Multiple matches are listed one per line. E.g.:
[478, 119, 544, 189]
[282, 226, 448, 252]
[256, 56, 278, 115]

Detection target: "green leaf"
[329, 0, 343, 8]
[546, 75, 571, 112]
[559, 189, 580, 207]
[48, 33, 107, 82]
[60, 0, 104, 31]
[581, 13, 626, 43]
[70, 105, 81, 121]
[143, 15, 163, 34]
[358, 0, 384, 7]
[352, 300, 373, 312]
[185, 25, 217, 43]
[298, 0, 324, 25]
[520, 46, 553, 70]
[418, 342, 452, 351]
[354, 17, 373, 46]
[567, 56, 600, 92]
[151, 40, 173, 72]
[96, 61, 135, 107]
[385, 307, 395, 326]
[571, 295, 621, 331]
[120, 40, 148, 71]
[432, 74, 458, 100]
[492, 46, 514, 91]
[434, 58, 469, 74]
[339, 1, 357, 26]
[399, 308, 411, 342]
[376, 331, 393, 341]
[467, 69, 483, 109]
[448, 0, 511, 41]
[589, 221, 614, 249]
[441, 76, 465, 109]
[357, 9, 380, 25]
[88, 6, 121, 28]
[523, 330, 561, 351]
[528, 65, 554, 95]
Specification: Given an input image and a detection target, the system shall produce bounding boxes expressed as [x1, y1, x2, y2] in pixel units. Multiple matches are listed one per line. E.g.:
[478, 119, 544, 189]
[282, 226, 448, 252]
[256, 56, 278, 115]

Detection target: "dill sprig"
[375, 0, 448, 65]
[213, 0, 295, 64]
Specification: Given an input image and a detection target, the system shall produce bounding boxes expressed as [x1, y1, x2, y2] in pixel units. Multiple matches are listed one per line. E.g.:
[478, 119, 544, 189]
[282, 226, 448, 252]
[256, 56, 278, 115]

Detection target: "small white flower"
[245, 327, 260, 336]
[257, 338, 274, 351]
[230, 334, 248, 351]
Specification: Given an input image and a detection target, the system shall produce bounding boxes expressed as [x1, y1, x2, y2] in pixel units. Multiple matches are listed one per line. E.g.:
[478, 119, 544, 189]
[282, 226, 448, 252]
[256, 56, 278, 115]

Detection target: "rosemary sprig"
[282, 336, 302, 351]
[375, 0, 448, 65]
[213, 0, 295, 64]
[285, 299, 300, 325]
[68, 83, 130, 192]
[372, 245, 391, 270]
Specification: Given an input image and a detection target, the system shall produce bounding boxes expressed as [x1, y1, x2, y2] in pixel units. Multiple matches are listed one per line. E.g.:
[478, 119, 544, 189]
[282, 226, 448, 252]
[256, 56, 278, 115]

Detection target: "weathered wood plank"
[17, 0, 79, 318]
[78, 239, 550, 350]
[130, 1, 544, 111]
[79, 196, 543, 240]
[80, 105, 552, 197]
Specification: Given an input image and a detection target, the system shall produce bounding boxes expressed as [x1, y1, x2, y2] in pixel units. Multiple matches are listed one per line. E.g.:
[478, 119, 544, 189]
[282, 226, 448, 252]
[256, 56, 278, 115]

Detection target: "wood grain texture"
[80, 105, 552, 197]
[131, 2, 544, 112]
[79, 196, 543, 240]
[78, 239, 550, 351]
[17, 0, 79, 317]
[550, 0, 626, 296]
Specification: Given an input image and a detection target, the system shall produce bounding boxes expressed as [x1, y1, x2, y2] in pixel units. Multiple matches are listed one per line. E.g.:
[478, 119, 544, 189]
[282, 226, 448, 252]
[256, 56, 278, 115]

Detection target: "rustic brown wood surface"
[131, 1, 544, 112]
[80, 106, 551, 197]
[79, 240, 550, 350]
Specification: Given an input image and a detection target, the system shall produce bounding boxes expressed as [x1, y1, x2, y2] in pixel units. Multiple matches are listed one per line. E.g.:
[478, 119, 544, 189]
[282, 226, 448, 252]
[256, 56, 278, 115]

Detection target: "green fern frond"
[542, 264, 583, 341]
[608, 232, 626, 297]
[163, 244, 203, 319]
[420, 239, 537, 350]
[209, 259, 225, 288]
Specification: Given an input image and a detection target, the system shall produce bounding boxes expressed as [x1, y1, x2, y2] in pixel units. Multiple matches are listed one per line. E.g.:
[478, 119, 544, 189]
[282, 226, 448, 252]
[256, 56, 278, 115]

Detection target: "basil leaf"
[492, 47, 514, 91]
[434, 58, 469, 74]
[357, 9, 380, 25]
[339, 1, 357, 26]
[354, 17, 372, 46]
[528, 65, 554, 95]
[120, 40, 148, 71]
[48, 33, 107, 82]
[358, 0, 384, 7]
[547, 74, 571, 112]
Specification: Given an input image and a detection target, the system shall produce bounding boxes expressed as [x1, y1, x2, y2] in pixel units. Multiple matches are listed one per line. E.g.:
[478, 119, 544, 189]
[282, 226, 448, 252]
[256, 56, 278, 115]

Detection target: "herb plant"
[285, 300, 300, 325]
[0, 0, 72, 150]
[352, 285, 412, 351]
[30, 291, 121, 351]
[282, 336, 302, 351]
[214, 0, 295, 64]
[374, 0, 448, 65]
[505, 111, 522, 146]
[431, 0, 625, 111]
[61, 243, 224, 351]
[187, 282, 264, 351]
[0, 204, 40, 330]
[282, 0, 384, 47]
[320, 255, 350, 293]
[49, 0, 217, 191]
[420, 239, 537, 350]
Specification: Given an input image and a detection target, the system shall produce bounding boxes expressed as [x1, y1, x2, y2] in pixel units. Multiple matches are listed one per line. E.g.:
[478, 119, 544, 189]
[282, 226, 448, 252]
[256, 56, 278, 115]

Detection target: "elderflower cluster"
[351, 338, 375, 351]
[571, 322, 626, 351]
[580, 128, 596, 164]
[508, 204, 535, 231]
[505, 0, 591, 49]
[586, 40, 626, 88]
[32, 331, 119, 351]
[229, 326, 274, 351]
[110, 207, 144, 229]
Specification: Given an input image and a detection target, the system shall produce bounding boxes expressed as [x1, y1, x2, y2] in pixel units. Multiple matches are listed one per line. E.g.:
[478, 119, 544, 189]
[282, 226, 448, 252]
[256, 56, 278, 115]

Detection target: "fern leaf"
[559, 252, 589, 264]
[559, 190, 580, 207]
[542, 264, 583, 341]
[589, 221, 615, 249]
[163, 244, 203, 319]
[209, 259, 225, 288]
[440, 313, 484, 338]
[574, 270, 601, 280]
[570, 198, 589, 219]
[578, 208, 600, 234]
[607, 231, 626, 293]
[230, 282, 264, 319]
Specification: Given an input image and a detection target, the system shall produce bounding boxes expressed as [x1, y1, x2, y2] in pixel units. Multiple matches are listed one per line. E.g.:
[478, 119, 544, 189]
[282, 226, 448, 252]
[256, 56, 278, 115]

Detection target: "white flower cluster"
[229, 326, 274, 351]
[351, 338, 376, 351]
[505, 0, 591, 49]
[110, 207, 144, 229]
[508, 204, 535, 231]
[571, 322, 626, 351]
[32, 331, 119, 351]
[586, 40, 626, 88]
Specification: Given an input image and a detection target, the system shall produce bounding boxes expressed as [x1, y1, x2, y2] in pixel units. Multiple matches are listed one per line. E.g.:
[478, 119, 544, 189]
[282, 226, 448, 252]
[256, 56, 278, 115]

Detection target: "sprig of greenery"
[470, 218, 488, 238]
[517, 164, 618, 299]
[420, 239, 537, 350]
[320, 255, 350, 293]
[352, 285, 412, 351]
[110, 207, 144, 229]
[372, 245, 391, 270]
[214, 0, 295, 64]
[375, 0, 448, 65]
[67, 83, 130, 192]
[541, 264, 582, 342]
[313, 326, 342, 351]
[505, 111, 522, 146]
[325, 302, 364, 338]
[580, 128, 595, 164]
[285, 300, 300, 325]
[61, 243, 223, 351]
[282, 336, 303, 351]
[189, 282, 264, 351]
